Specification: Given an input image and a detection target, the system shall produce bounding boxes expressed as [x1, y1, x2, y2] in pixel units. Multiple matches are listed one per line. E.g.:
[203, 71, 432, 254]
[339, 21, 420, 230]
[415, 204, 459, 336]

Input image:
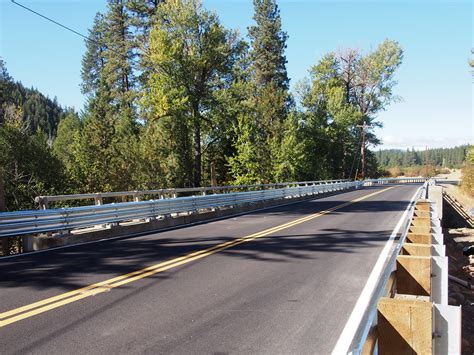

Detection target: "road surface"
[0, 184, 419, 354]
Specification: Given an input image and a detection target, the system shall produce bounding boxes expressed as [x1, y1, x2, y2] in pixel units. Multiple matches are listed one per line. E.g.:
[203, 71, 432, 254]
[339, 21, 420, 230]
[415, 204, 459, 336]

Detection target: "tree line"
[1, 0, 404, 211]
[375, 146, 468, 169]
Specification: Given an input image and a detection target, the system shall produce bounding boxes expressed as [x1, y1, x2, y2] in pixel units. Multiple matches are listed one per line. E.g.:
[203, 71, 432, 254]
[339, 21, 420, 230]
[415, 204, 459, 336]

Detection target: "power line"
[12, 1, 98, 44]
[11, 0, 126, 59]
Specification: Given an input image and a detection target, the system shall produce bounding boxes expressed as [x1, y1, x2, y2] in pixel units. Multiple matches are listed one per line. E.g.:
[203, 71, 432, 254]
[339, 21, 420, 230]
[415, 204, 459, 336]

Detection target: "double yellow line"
[0, 186, 394, 328]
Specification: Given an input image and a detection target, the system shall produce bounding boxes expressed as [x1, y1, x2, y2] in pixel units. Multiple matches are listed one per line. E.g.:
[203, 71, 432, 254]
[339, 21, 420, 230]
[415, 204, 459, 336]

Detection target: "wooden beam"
[413, 210, 430, 218]
[377, 297, 432, 354]
[406, 233, 432, 244]
[410, 217, 431, 228]
[401, 243, 432, 257]
[415, 202, 431, 212]
[396, 255, 431, 296]
[409, 226, 431, 235]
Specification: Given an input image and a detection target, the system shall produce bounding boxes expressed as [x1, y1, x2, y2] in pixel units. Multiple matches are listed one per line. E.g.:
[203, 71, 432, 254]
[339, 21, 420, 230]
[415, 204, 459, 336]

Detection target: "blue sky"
[1, 0, 472, 150]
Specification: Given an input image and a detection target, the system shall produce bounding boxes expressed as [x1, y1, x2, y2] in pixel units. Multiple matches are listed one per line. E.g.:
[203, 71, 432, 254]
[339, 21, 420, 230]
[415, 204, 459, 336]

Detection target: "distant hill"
[0, 59, 72, 140]
[375, 145, 469, 168]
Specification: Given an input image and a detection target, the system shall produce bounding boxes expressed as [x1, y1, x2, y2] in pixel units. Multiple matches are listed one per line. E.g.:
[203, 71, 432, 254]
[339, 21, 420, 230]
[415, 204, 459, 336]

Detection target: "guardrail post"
[94, 194, 103, 206]
[133, 192, 141, 203]
[40, 197, 48, 210]
[396, 255, 431, 296]
[377, 297, 432, 354]
[22, 235, 34, 252]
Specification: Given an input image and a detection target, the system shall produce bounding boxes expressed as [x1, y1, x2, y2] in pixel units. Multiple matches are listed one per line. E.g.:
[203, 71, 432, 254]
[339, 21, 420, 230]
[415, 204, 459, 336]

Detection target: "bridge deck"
[0, 184, 419, 354]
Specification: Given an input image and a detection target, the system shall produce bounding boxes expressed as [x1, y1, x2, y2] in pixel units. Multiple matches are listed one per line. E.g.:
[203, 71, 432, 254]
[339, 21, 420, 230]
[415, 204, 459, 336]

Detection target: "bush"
[461, 147, 474, 197]
[438, 167, 451, 175]
[388, 166, 403, 177]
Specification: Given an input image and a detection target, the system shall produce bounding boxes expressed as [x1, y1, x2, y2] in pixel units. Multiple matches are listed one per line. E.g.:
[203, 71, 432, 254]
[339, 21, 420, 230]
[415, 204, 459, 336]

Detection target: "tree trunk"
[193, 116, 201, 187]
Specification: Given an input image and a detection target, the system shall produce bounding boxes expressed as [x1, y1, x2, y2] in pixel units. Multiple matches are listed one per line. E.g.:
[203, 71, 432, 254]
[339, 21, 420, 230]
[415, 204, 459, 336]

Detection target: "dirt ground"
[436, 168, 463, 180]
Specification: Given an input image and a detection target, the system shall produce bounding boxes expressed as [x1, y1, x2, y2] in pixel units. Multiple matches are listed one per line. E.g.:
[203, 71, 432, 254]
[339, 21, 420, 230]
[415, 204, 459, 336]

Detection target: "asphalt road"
[0, 184, 420, 354]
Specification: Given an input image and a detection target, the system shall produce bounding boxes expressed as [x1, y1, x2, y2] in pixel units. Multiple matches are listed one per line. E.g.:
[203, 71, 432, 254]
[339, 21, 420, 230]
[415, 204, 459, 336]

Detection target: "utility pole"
[357, 122, 369, 179]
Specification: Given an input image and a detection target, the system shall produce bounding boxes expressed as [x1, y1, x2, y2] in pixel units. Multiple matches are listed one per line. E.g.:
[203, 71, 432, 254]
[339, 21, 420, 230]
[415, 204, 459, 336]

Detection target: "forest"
[376, 146, 468, 169]
[0, 0, 467, 212]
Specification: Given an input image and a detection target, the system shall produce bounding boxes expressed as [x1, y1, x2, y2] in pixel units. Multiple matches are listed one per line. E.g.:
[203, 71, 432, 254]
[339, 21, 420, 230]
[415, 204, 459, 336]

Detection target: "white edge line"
[0, 186, 363, 260]
[331, 185, 421, 355]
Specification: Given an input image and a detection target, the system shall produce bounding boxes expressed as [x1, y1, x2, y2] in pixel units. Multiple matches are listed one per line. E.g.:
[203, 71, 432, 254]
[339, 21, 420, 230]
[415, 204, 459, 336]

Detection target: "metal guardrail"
[0, 178, 428, 240]
[35, 179, 350, 209]
[346, 181, 429, 353]
[365, 177, 428, 184]
[1, 180, 363, 238]
[434, 178, 461, 185]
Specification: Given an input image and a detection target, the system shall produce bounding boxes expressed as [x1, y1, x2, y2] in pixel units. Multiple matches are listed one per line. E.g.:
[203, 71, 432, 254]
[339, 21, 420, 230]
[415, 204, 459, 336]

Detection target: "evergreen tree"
[81, 13, 108, 97]
[76, 1, 140, 192]
[101, 0, 137, 121]
[1, 59, 69, 139]
[230, 0, 292, 183]
[248, 0, 289, 93]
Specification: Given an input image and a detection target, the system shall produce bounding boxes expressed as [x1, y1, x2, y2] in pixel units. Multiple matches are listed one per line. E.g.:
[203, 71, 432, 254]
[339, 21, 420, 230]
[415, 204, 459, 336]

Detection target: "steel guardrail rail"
[434, 178, 461, 185]
[35, 179, 350, 209]
[1, 181, 364, 238]
[0, 178, 426, 239]
[346, 181, 429, 354]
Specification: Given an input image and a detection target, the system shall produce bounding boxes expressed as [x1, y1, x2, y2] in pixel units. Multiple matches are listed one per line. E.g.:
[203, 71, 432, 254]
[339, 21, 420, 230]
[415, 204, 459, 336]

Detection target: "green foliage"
[81, 13, 108, 96]
[375, 146, 468, 168]
[230, 0, 293, 183]
[272, 112, 305, 182]
[228, 111, 270, 185]
[0, 105, 64, 211]
[144, 0, 239, 187]
[248, 0, 289, 91]
[300, 53, 362, 179]
[52, 112, 82, 190]
[1, 59, 69, 139]
[1, 1, 412, 211]
[461, 146, 474, 197]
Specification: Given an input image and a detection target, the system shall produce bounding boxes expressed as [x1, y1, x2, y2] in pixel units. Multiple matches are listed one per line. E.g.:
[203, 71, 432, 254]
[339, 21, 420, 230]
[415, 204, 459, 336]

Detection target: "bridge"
[0, 179, 461, 354]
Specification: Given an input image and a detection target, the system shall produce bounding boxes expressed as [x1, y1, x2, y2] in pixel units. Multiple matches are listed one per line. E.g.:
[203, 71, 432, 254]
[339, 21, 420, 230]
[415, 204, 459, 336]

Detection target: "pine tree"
[103, 0, 136, 117]
[76, 1, 140, 192]
[230, 0, 292, 183]
[248, 0, 290, 122]
[248, 0, 289, 92]
[81, 13, 108, 97]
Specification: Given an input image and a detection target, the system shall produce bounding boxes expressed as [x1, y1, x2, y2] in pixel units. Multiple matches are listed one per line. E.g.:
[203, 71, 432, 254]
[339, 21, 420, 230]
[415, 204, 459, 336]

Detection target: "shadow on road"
[0, 186, 413, 293]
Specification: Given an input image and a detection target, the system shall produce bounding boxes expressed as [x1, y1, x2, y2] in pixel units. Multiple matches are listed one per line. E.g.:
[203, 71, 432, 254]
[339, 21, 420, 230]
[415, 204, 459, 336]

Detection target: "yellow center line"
[0, 186, 395, 328]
